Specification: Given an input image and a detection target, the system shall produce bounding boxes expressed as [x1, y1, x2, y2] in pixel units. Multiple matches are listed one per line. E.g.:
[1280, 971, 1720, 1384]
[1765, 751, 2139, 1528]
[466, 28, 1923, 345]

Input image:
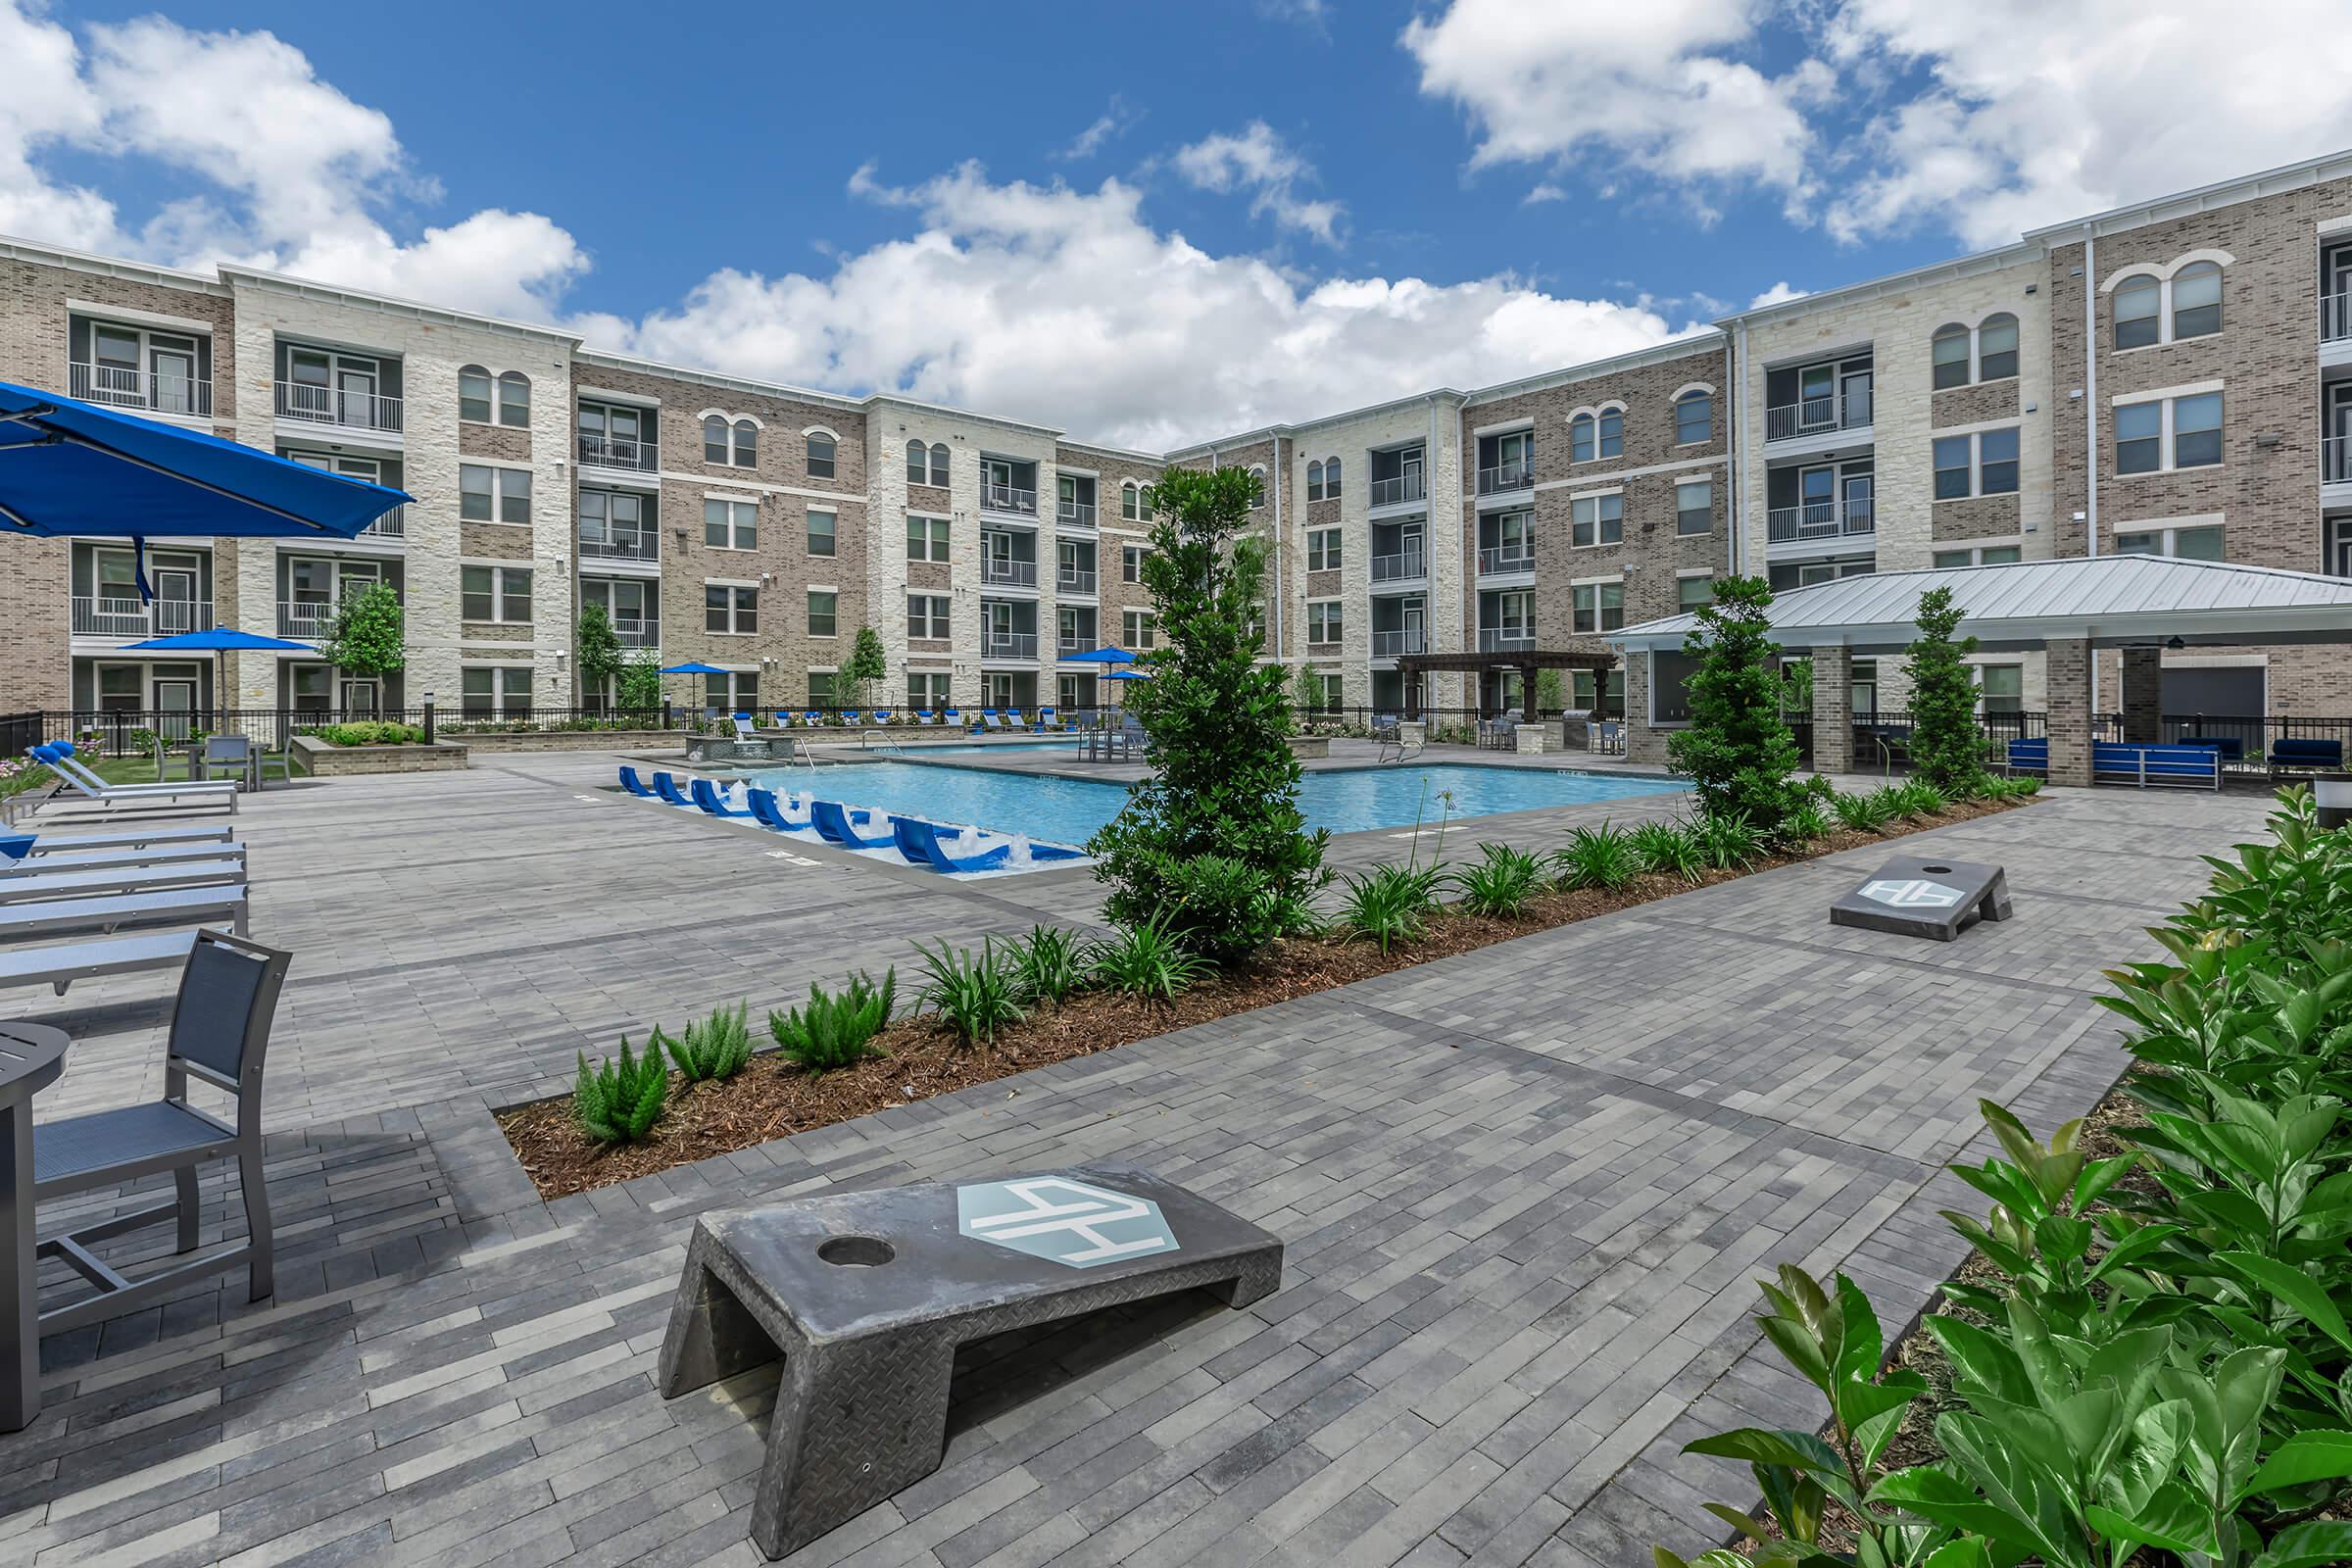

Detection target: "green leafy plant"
[1009, 926, 1087, 1004]
[663, 1001, 755, 1082]
[573, 1036, 667, 1144]
[1665, 575, 1808, 841]
[313, 720, 426, 747]
[1337, 862, 1443, 955]
[842, 625, 889, 709]
[1889, 779, 1950, 819]
[576, 602, 624, 704]
[1785, 798, 1834, 842]
[1630, 819, 1708, 882]
[319, 581, 405, 683]
[1554, 822, 1642, 891]
[768, 970, 896, 1072]
[1155, 853, 1285, 962]
[617, 649, 664, 713]
[1088, 911, 1213, 1001]
[1451, 843, 1544, 917]
[1904, 587, 1994, 799]
[913, 939, 1026, 1045]
[1691, 810, 1766, 871]
[1831, 790, 1898, 833]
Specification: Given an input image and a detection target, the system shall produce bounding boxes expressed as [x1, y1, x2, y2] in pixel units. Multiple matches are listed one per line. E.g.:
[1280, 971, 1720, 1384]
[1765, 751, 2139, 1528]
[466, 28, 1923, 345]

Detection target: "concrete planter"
[453, 728, 684, 754]
[292, 735, 469, 776]
[1287, 735, 1330, 760]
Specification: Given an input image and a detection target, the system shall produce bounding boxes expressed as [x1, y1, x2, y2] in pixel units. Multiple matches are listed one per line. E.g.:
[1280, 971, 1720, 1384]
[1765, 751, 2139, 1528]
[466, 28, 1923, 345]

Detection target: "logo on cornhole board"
[1858, 878, 1965, 908]
[956, 1176, 1177, 1269]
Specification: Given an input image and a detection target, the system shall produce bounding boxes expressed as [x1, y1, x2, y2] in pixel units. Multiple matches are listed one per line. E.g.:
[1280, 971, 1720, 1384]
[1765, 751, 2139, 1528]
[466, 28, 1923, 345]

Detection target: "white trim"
[2112, 512, 2226, 532]
[696, 408, 765, 428]
[700, 487, 762, 505]
[1568, 483, 1625, 501]
[1564, 400, 1628, 422]
[807, 582, 841, 594]
[1673, 566, 1715, 579]
[1936, 415, 2025, 439]
[1532, 451, 1723, 493]
[1470, 416, 1535, 438]
[2098, 248, 2236, 292]
[2320, 214, 2352, 238]
[2161, 652, 2268, 668]
[66, 299, 214, 335]
[801, 423, 842, 441]
[1669, 382, 1717, 403]
[1569, 571, 1620, 587]
[2112, 378, 2224, 407]
[700, 575, 761, 588]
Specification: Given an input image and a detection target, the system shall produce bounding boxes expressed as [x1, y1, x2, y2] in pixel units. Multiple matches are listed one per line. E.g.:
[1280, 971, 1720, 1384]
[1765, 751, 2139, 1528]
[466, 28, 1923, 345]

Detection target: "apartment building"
[5, 147, 2352, 730]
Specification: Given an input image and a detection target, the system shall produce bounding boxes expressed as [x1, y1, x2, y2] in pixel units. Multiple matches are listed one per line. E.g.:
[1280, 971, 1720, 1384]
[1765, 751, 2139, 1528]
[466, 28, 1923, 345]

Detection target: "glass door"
[287, 349, 331, 420]
[1798, 466, 1837, 535]
[91, 325, 143, 406]
[336, 360, 378, 427]
[154, 673, 199, 741]
[1840, 365, 1873, 427]
[339, 678, 380, 716]
[2328, 384, 2352, 483]
[150, 335, 199, 415]
[153, 565, 200, 634]
[1798, 366, 1836, 430]
[1841, 471, 1874, 533]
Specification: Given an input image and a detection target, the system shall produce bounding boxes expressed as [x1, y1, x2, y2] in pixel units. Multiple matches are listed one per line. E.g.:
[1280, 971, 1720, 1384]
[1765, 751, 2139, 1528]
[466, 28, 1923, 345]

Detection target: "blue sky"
[9, 1, 2352, 447]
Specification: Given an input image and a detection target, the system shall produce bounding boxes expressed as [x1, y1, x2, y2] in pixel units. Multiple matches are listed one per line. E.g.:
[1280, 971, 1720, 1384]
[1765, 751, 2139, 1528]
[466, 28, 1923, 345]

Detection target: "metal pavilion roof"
[1611, 555, 2352, 654]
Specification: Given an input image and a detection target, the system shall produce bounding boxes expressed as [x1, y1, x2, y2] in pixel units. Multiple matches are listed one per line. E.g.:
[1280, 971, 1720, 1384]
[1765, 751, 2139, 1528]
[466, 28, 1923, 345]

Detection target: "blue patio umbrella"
[122, 627, 316, 720]
[661, 662, 733, 713]
[0, 376, 411, 598]
[1065, 646, 1135, 663]
[1102, 667, 1151, 707]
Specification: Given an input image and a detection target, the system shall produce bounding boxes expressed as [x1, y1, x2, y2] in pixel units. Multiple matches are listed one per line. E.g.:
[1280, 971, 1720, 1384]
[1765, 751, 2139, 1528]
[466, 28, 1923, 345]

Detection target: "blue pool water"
[745, 760, 1681, 847]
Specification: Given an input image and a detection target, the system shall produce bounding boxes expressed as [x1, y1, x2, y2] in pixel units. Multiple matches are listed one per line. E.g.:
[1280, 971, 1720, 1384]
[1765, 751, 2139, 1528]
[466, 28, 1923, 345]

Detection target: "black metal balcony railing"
[1765, 381, 1872, 442]
[1370, 548, 1427, 582]
[983, 481, 1038, 515]
[1766, 497, 1877, 543]
[577, 432, 660, 471]
[981, 558, 1038, 587]
[73, 596, 215, 639]
[1369, 472, 1427, 508]
[578, 527, 660, 563]
[1477, 545, 1536, 575]
[71, 362, 213, 417]
[1476, 460, 1531, 496]
[276, 380, 403, 433]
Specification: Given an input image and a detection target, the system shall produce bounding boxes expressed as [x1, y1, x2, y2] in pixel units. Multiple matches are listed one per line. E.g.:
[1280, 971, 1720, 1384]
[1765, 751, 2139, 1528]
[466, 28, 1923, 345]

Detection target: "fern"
[574, 1036, 668, 1144]
[665, 1002, 755, 1082]
[768, 969, 897, 1072]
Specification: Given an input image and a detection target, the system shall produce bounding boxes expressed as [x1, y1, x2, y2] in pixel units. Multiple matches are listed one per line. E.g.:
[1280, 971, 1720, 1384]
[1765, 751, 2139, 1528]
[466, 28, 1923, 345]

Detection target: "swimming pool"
[744, 760, 1681, 847]
[849, 738, 1078, 757]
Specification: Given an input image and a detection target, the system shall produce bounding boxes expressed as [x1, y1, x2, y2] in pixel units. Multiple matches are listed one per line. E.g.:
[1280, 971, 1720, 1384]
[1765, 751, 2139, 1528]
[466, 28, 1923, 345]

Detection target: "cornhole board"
[659, 1162, 1284, 1559]
[1831, 854, 2012, 941]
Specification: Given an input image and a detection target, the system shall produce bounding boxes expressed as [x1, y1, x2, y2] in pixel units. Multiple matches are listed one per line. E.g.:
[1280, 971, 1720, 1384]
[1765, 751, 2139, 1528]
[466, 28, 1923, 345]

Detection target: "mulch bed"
[499, 797, 2033, 1200]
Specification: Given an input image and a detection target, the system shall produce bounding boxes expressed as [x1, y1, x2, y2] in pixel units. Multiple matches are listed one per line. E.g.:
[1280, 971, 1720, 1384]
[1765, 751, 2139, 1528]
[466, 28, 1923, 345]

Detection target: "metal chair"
[31, 930, 291, 1334]
[200, 733, 258, 790]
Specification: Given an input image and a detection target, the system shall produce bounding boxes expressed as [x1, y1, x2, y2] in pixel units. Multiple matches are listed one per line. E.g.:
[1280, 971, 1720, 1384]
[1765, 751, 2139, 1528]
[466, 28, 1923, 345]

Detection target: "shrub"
[1157, 853, 1284, 962]
[768, 970, 895, 1072]
[573, 1037, 666, 1144]
[1450, 844, 1544, 918]
[314, 720, 425, 747]
[1831, 789, 1896, 833]
[1629, 819, 1707, 882]
[1008, 926, 1087, 1004]
[1664, 575, 1808, 840]
[1690, 810, 1764, 871]
[1784, 797, 1834, 842]
[1890, 778, 1949, 818]
[1337, 863, 1443, 955]
[1088, 912, 1213, 1001]
[319, 582, 405, 684]
[913, 940, 1026, 1045]
[663, 1002, 755, 1082]
[1553, 823, 1641, 891]
[1905, 585, 1995, 799]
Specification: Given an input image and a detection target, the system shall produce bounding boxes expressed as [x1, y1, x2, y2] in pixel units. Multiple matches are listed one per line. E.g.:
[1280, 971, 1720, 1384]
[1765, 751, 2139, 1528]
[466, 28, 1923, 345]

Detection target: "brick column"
[2120, 646, 2162, 744]
[2046, 638, 2093, 788]
[1809, 647, 1854, 778]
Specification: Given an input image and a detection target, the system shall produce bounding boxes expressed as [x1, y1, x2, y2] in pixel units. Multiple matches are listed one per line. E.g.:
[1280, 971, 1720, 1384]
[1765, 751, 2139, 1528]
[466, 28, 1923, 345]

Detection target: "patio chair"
[840, 710, 863, 728]
[32, 929, 291, 1333]
[690, 778, 757, 818]
[914, 710, 937, 725]
[254, 733, 297, 788]
[746, 787, 812, 833]
[32, 743, 238, 811]
[808, 800, 895, 850]
[730, 712, 758, 742]
[1005, 709, 1028, 730]
[942, 709, 963, 730]
[802, 710, 823, 729]
[199, 734, 258, 789]
[1035, 707, 1059, 732]
[6, 822, 233, 857]
[618, 765, 659, 798]
[2, 839, 245, 877]
[0, 853, 245, 906]
[891, 816, 1012, 873]
[981, 710, 1006, 732]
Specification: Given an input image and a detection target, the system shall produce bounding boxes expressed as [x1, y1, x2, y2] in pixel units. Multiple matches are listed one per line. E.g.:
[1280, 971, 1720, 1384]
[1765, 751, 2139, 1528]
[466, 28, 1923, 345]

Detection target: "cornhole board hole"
[658, 1162, 1284, 1559]
[1831, 855, 2013, 941]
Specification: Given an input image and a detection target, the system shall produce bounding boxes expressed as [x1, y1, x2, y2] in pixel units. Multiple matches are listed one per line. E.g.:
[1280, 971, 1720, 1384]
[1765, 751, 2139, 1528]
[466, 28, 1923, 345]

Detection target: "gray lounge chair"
[0, 930, 198, 996]
[32, 744, 237, 812]
[14, 823, 234, 855]
[4, 840, 247, 876]
[0, 884, 249, 942]
[33, 930, 292, 1333]
[0, 855, 246, 906]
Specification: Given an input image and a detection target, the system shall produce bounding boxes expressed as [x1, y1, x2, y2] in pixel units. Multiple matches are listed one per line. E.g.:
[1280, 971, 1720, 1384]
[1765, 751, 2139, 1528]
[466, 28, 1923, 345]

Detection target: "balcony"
[578, 527, 659, 564]
[1371, 548, 1427, 583]
[1055, 632, 1095, 657]
[2328, 436, 2352, 485]
[578, 432, 660, 472]
[361, 507, 406, 540]
[983, 631, 1040, 660]
[1371, 628, 1427, 657]
[1766, 497, 1877, 545]
[1476, 460, 1531, 496]
[71, 363, 213, 418]
[981, 557, 1039, 588]
[1057, 500, 1098, 529]
[983, 481, 1038, 516]
[1056, 567, 1098, 595]
[275, 381, 403, 434]
[277, 600, 338, 639]
[1477, 546, 1536, 576]
[73, 596, 214, 639]
[1369, 473, 1427, 509]
[1766, 388, 1871, 444]
[611, 615, 661, 649]
[1477, 627, 1537, 653]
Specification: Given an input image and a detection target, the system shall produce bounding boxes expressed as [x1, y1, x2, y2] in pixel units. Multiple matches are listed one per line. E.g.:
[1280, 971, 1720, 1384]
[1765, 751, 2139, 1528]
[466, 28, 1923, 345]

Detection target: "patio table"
[0, 1021, 68, 1432]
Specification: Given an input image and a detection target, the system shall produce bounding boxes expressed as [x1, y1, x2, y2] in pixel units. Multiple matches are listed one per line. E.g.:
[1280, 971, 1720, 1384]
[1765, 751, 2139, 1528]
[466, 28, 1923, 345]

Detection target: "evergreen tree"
[575, 604, 622, 707]
[1665, 575, 1809, 836]
[1904, 585, 1991, 797]
[843, 626, 888, 709]
[617, 650, 664, 713]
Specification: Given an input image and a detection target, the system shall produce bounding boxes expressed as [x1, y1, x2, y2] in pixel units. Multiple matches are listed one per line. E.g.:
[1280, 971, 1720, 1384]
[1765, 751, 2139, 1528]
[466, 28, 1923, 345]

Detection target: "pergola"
[1394, 649, 1618, 721]
[1610, 556, 2352, 786]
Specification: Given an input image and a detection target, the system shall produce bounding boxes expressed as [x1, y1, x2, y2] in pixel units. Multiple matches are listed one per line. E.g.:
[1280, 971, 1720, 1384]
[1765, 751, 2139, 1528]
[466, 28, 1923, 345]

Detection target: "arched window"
[1596, 408, 1623, 459]
[1323, 456, 1341, 497]
[929, 442, 950, 484]
[1931, 322, 1971, 389]
[1121, 480, 1140, 520]
[906, 439, 928, 483]
[1139, 482, 1154, 522]
[2115, 274, 2161, 350]
[1306, 459, 1324, 501]
[1248, 464, 1266, 507]
[733, 419, 758, 466]
[2172, 262, 2222, 339]
[807, 430, 836, 479]
[458, 365, 491, 423]
[1568, 413, 1595, 463]
[705, 415, 731, 465]
[1673, 389, 1712, 445]
[1977, 313, 2019, 380]
[497, 370, 530, 427]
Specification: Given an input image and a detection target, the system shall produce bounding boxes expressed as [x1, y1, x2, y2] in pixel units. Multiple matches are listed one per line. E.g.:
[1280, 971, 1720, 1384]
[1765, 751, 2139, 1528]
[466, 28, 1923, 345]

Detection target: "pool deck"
[0, 754, 2265, 1567]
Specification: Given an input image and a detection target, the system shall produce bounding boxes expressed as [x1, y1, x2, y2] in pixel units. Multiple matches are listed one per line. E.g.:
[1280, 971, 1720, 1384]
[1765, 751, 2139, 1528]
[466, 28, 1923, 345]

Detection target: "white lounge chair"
[33, 743, 237, 812]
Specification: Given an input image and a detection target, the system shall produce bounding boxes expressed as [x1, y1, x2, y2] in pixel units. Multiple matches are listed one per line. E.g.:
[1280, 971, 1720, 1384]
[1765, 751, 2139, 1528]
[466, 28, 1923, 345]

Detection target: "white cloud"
[1057, 95, 1142, 162]
[1522, 183, 1566, 206]
[1170, 121, 1346, 244]
[1749, 280, 1807, 308]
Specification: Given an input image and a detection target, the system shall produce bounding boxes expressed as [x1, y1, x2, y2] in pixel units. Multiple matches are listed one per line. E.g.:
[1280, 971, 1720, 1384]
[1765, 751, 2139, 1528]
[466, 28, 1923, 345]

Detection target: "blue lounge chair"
[1036, 707, 1059, 731]
[746, 788, 812, 833]
[690, 778, 755, 817]
[1023, 840, 1086, 861]
[652, 771, 694, 807]
[619, 765, 659, 798]
[915, 710, 937, 725]
[803, 710, 822, 728]
[34, 743, 239, 810]
[944, 709, 964, 730]
[872, 710, 895, 725]
[1005, 709, 1027, 730]
[809, 800, 895, 849]
[840, 710, 863, 728]
[891, 817, 1012, 873]
[981, 710, 1006, 732]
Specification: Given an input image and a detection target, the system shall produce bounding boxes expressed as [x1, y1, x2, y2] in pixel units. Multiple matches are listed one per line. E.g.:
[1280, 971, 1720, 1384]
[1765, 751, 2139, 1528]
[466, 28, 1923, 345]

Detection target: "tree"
[1290, 663, 1321, 728]
[319, 583, 404, 684]
[576, 603, 623, 707]
[843, 625, 888, 710]
[1904, 585, 1990, 797]
[1087, 466, 1328, 960]
[1665, 575, 1810, 836]
[1535, 668, 1567, 715]
[617, 650, 663, 713]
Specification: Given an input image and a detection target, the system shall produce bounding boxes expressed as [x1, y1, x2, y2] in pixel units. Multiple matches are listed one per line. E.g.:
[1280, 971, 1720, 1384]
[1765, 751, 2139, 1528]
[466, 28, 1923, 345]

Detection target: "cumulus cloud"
[1170, 121, 1345, 244]
[1749, 280, 1808, 307]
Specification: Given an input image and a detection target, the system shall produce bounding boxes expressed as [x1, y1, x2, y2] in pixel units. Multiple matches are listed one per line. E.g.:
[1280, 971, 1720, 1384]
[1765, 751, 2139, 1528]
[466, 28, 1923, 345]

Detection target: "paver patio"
[0, 752, 2265, 1566]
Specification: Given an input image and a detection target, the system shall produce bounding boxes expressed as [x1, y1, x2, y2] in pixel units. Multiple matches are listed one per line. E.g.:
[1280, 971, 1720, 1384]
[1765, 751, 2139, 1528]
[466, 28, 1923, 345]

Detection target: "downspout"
[1270, 432, 1285, 662]
[1429, 394, 1444, 710]
[2082, 224, 2101, 717]
[1731, 324, 1748, 578]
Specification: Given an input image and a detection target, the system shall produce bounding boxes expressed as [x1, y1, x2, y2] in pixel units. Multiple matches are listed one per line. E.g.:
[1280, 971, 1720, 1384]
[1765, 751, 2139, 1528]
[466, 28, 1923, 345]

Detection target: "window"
[460, 465, 531, 524]
[498, 371, 530, 427]
[2172, 262, 2221, 339]
[1571, 669, 1625, 712]
[1307, 527, 1342, 571]
[906, 440, 929, 484]
[1935, 428, 2021, 498]
[1978, 314, 2019, 380]
[1934, 436, 1972, 500]
[703, 671, 758, 714]
[2115, 274, 2161, 350]
[807, 431, 836, 479]
[705, 583, 758, 634]
[808, 671, 835, 708]
[461, 666, 534, 718]
[907, 514, 950, 562]
[2118, 391, 2223, 473]
[1572, 581, 1624, 634]
[907, 594, 951, 640]
[1122, 545, 1145, 583]
[1932, 323, 1971, 390]
[1978, 664, 2024, 714]
[458, 365, 491, 422]
[1568, 413, 1593, 463]
[1979, 427, 2019, 494]
[807, 509, 836, 557]
[461, 564, 533, 622]
[807, 590, 836, 637]
[1675, 390, 1712, 445]
[704, 498, 758, 550]
[1248, 465, 1267, 508]
[1933, 545, 2023, 567]
[2114, 522, 2226, 560]
[705, 415, 730, 465]
[1570, 493, 1622, 547]
[1675, 478, 1712, 535]
[1120, 481, 1141, 520]
[908, 672, 951, 710]
[2174, 392, 2222, 467]
[1596, 410, 1622, 459]
[1315, 672, 1343, 711]
[2116, 401, 2162, 473]
[1322, 457, 1340, 497]
[1678, 575, 1714, 612]
[1122, 609, 1155, 649]
[735, 419, 758, 466]
[1306, 460, 1325, 501]
[1306, 602, 1343, 645]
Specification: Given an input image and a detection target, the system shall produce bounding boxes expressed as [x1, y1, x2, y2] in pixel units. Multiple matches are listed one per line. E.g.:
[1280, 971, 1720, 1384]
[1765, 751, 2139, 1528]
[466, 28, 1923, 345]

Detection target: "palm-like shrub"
[574, 1037, 667, 1144]
[1691, 810, 1765, 871]
[1831, 789, 1896, 833]
[1451, 844, 1544, 918]
[1088, 912, 1212, 1001]
[1553, 823, 1641, 891]
[1891, 779, 1949, 818]
[1629, 819, 1707, 882]
[1336, 863, 1443, 955]
[1784, 798, 1834, 842]
[664, 1002, 756, 1082]
[1009, 925, 1087, 1004]
[913, 940, 1026, 1045]
[768, 969, 895, 1072]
